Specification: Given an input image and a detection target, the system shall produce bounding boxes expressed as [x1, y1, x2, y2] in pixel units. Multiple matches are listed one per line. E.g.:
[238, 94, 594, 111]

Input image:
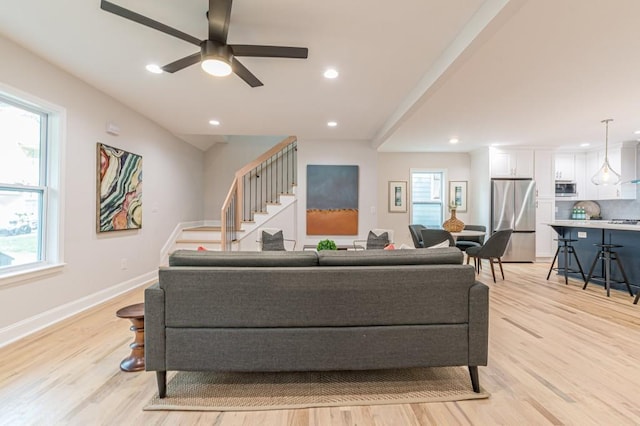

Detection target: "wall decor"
[97, 143, 143, 232]
[449, 181, 467, 212]
[388, 181, 407, 213]
[306, 165, 358, 235]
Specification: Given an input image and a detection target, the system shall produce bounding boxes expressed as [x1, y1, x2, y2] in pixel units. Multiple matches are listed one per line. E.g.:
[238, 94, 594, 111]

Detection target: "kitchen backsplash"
[556, 189, 640, 220]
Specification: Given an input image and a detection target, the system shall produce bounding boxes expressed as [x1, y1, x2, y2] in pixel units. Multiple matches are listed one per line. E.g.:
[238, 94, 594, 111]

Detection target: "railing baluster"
[220, 137, 297, 251]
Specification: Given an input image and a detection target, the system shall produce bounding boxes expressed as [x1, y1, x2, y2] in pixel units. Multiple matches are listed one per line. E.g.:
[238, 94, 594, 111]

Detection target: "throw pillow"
[366, 231, 389, 250]
[383, 243, 395, 250]
[262, 230, 286, 251]
[197, 246, 208, 251]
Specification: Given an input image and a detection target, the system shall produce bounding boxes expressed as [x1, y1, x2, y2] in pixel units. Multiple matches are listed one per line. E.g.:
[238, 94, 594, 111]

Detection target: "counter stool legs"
[583, 244, 633, 298]
[634, 290, 640, 305]
[546, 239, 585, 285]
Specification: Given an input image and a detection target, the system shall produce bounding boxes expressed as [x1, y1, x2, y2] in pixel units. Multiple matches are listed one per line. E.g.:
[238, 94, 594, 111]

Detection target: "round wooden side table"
[116, 302, 145, 372]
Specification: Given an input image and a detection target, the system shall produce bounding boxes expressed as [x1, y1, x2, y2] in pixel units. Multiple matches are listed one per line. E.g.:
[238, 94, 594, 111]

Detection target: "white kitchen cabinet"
[535, 198, 556, 258]
[554, 153, 576, 181]
[490, 149, 534, 178]
[535, 150, 555, 198]
[583, 143, 637, 200]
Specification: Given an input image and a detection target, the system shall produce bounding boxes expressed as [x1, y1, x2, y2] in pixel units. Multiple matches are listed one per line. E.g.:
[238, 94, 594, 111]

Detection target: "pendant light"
[591, 118, 621, 186]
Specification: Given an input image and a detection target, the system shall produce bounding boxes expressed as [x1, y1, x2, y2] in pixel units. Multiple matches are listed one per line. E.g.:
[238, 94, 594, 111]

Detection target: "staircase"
[166, 136, 298, 256]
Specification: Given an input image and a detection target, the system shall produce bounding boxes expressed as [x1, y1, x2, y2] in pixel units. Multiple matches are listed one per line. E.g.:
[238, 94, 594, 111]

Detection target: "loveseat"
[145, 247, 489, 397]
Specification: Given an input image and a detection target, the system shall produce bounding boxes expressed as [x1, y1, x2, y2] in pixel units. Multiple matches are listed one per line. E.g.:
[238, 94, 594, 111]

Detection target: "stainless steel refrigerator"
[491, 178, 536, 262]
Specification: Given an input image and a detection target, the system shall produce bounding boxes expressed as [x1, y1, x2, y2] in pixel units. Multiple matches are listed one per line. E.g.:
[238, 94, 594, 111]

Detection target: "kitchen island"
[547, 220, 640, 297]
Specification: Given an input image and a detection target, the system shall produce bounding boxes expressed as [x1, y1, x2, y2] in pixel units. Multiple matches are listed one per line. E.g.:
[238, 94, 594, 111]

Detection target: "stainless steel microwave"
[555, 181, 577, 197]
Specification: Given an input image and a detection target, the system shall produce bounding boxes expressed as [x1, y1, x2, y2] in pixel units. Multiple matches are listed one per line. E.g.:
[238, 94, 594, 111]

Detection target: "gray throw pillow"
[366, 231, 389, 250]
[262, 230, 286, 251]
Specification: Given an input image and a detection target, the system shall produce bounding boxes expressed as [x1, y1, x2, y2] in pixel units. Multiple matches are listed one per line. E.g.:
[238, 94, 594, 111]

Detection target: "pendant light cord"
[602, 118, 613, 161]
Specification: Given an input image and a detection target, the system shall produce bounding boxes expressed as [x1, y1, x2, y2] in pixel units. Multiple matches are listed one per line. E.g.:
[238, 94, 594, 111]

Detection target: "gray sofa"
[145, 247, 489, 397]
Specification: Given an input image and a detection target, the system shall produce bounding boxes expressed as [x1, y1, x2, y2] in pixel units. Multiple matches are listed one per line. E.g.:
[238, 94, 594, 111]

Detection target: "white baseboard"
[0, 270, 157, 349]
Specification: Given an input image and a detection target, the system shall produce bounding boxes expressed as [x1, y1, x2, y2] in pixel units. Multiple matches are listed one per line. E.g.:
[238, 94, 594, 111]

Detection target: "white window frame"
[410, 168, 447, 228]
[0, 83, 65, 286]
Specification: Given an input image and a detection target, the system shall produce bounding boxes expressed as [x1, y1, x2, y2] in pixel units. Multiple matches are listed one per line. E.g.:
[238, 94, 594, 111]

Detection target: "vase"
[443, 209, 464, 232]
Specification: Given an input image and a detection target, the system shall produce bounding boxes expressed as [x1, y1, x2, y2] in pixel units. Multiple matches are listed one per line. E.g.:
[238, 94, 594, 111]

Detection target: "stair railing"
[220, 136, 297, 250]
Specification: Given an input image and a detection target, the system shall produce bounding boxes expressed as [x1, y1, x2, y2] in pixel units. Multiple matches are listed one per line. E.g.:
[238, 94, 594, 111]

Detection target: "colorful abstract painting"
[97, 143, 142, 232]
[306, 165, 358, 235]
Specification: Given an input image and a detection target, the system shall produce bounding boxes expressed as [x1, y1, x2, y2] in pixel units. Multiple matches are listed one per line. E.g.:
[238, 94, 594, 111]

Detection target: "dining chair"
[465, 229, 513, 283]
[455, 225, 487, 251]
[420, 229, 455, 249]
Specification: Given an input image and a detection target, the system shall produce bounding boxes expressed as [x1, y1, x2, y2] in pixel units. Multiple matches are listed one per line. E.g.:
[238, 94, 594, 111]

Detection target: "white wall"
[203, 135, 284, 219]
[377, 152, 473, 246]
[0, 35, 204, 344]
[296, 139, 378, 247]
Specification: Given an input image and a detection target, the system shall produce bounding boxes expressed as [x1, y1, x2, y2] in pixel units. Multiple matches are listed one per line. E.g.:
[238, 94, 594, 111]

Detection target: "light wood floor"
[1, 261, 639, 425]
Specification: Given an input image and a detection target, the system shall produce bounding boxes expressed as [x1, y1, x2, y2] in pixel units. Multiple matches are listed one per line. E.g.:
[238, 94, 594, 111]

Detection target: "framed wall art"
[388, 181, 407, 213]
[97, 143, 143, 232]
[306, 165, 359, 235]
[449, 180, 467, 212]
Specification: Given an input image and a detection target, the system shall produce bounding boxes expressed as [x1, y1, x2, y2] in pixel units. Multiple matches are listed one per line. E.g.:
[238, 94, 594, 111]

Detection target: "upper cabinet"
[490, 149, 534, 178]
[554, 154, 576, 181]
[583, 143, 637, 200]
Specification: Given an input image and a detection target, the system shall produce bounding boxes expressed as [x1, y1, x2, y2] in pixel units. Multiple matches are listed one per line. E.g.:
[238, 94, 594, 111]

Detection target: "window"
[411, 170, 445, 228]
[0, 89, 62, 279]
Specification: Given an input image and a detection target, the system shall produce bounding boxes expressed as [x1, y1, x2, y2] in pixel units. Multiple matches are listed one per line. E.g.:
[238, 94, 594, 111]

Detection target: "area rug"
[144, 367, 489, 411]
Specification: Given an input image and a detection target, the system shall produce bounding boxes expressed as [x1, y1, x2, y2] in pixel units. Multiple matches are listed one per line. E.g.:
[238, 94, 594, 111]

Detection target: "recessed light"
[209, 119, 220, 126]
[449, 138, 459, 144]
[327, 121, 338, 127]
[323, 69, 339, 79]
[145, 64, 163, 74]
[580, 143, 590, 147]
[635, 130, 640, 135]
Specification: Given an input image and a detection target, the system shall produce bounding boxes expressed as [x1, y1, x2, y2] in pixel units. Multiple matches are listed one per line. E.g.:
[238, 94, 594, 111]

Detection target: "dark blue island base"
[550, 225, 640, 298]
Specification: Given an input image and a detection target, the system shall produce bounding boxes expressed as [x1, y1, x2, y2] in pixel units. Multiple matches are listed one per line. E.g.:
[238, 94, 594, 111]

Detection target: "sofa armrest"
[144, 282, 166, 371]
[468, 281, 489, 366]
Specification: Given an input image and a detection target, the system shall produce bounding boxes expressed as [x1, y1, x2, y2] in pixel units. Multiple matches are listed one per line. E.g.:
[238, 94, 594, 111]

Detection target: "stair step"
[183, 226, 221, 232]
[176, 239, 222, 244]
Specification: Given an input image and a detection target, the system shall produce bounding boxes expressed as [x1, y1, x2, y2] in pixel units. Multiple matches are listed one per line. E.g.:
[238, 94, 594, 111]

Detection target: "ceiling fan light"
[201, 58, 232, 77]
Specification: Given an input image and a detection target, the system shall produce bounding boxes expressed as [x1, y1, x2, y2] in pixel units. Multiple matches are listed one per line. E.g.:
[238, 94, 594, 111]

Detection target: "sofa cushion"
[366, 231, 389, 250]
[317, 247, 463, 266]
[169, 250, 318, 267]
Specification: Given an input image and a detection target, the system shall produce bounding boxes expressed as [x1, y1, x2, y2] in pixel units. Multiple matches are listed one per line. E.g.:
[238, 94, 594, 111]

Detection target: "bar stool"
[583, 243, 634, 297]
[546, 238, 586, 285]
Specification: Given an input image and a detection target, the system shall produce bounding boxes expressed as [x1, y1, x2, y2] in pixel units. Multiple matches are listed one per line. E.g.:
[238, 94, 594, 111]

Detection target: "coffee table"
[116, 302, 145, 372]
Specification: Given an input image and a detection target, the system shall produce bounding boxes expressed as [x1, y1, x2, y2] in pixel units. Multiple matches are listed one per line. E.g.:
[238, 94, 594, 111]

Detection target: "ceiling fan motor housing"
[201, 40, 233, 64]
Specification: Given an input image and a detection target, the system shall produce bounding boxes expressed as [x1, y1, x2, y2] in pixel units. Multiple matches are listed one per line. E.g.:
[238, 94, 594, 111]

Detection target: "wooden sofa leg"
[156, 371, 167, 398]
[468, 366, 480, 393]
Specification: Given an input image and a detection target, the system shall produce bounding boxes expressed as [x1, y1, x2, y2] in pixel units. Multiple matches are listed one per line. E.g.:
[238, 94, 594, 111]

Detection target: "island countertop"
[546, 220, 640, 232]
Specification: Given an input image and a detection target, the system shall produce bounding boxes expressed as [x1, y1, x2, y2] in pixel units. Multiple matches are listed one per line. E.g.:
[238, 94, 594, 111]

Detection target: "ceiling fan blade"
[161, 52, 201, 73]
[100, 0, 201, 47]
[232, 58, 263, 87]
[231, 45, 308, 59]
[208, 0, 233, 43]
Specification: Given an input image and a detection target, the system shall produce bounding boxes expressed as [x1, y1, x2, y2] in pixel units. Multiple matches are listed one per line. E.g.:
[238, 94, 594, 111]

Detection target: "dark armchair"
[408, 224, 427, 248]
[420, 229, 455, 248]
[465, 229, 513, 283]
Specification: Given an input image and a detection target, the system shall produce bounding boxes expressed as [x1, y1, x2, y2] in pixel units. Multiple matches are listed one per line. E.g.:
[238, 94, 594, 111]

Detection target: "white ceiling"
[1, 0, 639, 152]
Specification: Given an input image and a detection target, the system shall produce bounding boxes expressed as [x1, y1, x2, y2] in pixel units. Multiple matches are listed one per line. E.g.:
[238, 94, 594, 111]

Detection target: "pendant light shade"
[591, 118, 621, 186]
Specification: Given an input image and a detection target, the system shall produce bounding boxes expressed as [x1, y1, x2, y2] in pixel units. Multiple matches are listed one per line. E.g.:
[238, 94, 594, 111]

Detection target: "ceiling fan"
[100, 0, 309, 87]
